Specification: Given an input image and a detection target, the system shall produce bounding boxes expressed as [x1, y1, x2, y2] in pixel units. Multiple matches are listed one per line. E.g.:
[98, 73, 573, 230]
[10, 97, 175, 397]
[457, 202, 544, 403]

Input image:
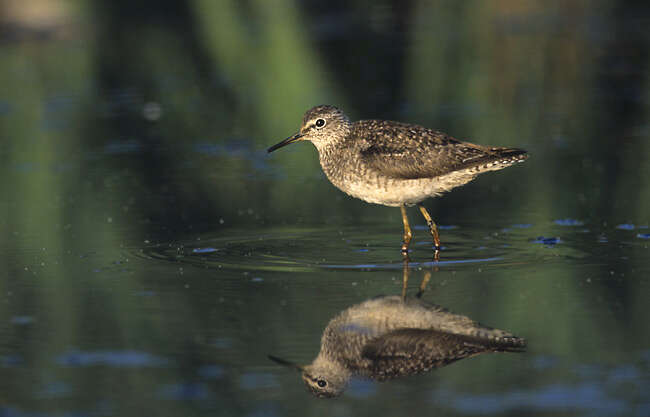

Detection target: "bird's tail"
[463, 328, 527, 353]
[489, 335, 527, 353]
[470, 147, 528, 173]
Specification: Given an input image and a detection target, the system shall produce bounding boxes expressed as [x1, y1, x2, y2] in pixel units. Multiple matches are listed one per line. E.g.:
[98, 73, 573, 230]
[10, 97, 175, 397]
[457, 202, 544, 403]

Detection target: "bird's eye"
[317, 379, 327, 388]
[315, 118, 326, 128]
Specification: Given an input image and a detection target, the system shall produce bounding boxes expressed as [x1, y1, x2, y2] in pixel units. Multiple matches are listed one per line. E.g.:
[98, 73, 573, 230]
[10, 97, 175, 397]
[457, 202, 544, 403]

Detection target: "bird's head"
[268, 354, 351, 398]
[267, 105, 351, 153]
[300, 362, 350, 398]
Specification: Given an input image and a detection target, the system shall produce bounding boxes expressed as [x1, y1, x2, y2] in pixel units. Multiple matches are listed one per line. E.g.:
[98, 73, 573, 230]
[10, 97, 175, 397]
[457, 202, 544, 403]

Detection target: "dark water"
[1, 1, 649, 416]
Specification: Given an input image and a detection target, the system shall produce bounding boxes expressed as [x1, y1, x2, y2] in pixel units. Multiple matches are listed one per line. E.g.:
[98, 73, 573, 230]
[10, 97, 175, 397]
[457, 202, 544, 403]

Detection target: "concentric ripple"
[130, 222, 594, 273]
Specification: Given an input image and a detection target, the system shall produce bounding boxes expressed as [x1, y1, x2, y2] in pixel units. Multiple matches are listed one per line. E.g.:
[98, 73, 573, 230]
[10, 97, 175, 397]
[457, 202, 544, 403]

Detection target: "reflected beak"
[268, 355, 304, 372]
[267, 133, 304, 153]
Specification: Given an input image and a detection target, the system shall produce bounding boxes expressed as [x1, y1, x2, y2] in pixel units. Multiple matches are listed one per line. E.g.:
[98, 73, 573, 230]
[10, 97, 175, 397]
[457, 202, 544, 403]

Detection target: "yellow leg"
[401, 257, 409, 301]
[416, 270, 432, 299]
[418, 204, 441, 250]
[400, 205, 412, 254]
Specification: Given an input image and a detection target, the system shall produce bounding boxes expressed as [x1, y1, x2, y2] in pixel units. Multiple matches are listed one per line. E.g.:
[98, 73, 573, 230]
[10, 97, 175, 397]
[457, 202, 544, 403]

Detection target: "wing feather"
[360, 328, 526, 379]
[355, 120, 527, 179]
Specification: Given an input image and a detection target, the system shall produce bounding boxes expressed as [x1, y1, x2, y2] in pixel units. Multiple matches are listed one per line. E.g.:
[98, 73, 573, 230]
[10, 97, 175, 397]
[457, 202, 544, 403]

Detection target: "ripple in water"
[130, 224, 593, 273]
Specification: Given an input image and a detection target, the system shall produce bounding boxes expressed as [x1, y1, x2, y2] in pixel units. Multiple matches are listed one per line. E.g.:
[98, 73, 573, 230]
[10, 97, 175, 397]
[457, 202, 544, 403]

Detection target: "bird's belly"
[327, 170, 478, 207]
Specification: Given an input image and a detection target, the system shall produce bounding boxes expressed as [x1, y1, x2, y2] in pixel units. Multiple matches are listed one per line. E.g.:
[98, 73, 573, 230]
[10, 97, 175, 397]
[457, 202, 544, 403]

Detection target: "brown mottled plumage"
[270, 295, 526, 398]
[268, 105, 528, 253]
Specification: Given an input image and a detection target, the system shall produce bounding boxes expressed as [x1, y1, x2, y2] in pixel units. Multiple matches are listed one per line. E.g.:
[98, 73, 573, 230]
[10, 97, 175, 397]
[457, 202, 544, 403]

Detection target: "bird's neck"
[315, 141, 339, 162]
[310, 353, 352, 379]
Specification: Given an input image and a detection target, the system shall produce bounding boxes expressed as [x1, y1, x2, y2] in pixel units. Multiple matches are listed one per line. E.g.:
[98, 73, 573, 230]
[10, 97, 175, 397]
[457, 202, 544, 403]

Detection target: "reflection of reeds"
[0, 29, 181, 412]
[192, 0, 345, 129]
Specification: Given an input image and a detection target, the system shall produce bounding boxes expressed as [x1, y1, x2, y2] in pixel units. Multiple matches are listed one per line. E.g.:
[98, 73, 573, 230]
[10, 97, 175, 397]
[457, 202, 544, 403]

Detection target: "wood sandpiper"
[268, 105, 528, 256]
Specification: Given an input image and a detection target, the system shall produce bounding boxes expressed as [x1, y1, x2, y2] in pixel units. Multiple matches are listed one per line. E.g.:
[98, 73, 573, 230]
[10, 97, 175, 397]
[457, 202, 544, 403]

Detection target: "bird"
[269, 295, 526, 398]
[267, 105, 528, 255]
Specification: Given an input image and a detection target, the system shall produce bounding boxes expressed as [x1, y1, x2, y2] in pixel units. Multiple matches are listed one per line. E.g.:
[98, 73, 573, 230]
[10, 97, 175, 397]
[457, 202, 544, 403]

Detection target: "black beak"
[268, 355, 304, 372]
[267, 133, 303, 153]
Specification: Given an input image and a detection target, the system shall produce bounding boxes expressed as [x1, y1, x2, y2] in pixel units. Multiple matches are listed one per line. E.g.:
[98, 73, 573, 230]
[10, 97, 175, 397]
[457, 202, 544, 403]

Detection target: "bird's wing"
[355, 120, 527, 179]
[361, 328, 525, 379]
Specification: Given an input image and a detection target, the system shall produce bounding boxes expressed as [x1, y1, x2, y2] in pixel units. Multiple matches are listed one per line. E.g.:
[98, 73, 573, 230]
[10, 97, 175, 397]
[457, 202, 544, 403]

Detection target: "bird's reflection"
[269, 262, 526, 398]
